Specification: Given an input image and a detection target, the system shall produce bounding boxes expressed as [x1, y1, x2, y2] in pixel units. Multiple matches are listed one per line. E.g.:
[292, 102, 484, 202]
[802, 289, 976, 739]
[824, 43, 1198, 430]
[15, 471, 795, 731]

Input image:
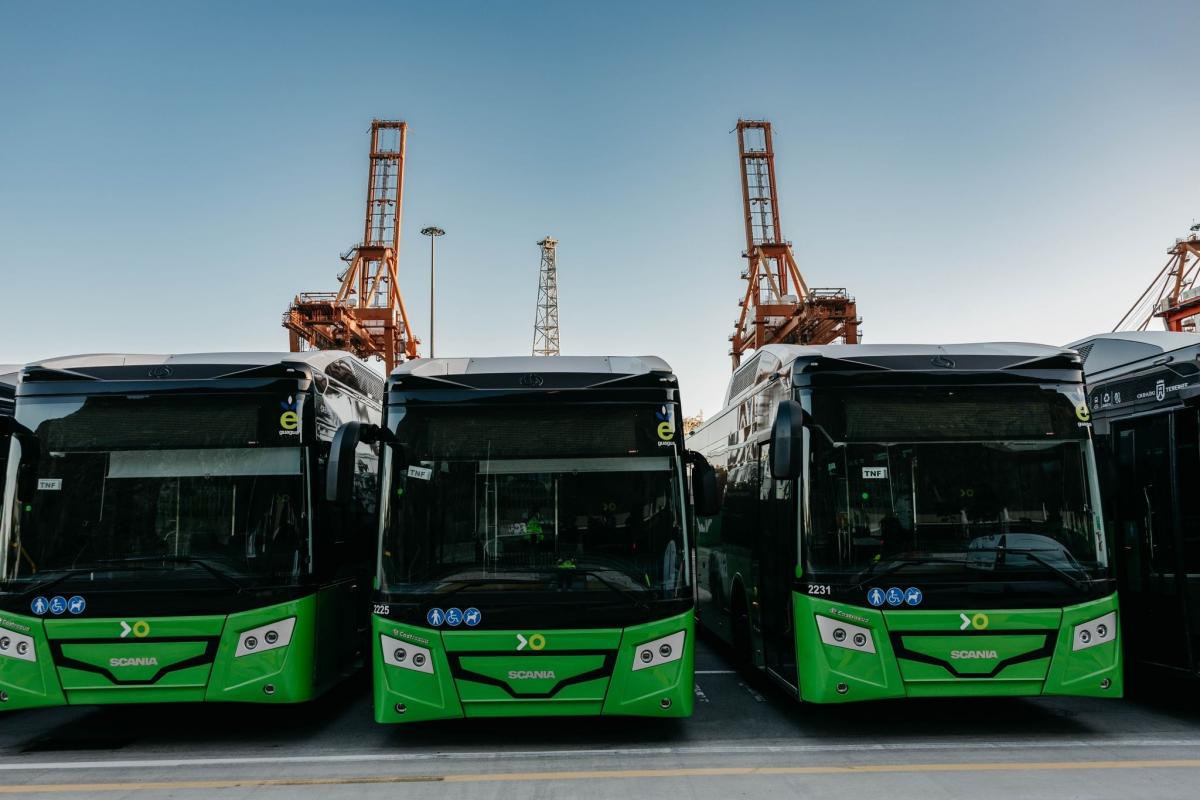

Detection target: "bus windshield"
[804, 386, 1108, 584]
[379, 405, 690, 602]
[1, 393, 309, 588]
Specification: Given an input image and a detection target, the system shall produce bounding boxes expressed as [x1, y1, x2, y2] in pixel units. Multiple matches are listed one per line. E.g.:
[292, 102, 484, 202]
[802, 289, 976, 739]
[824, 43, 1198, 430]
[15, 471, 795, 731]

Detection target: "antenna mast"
[532, 237, 561, 356]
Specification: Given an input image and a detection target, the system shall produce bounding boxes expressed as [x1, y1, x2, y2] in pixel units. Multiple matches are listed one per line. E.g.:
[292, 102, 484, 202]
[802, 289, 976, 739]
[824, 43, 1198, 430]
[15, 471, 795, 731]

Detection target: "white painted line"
[5, 738, 1200, 773]
[695, 669, 736, 674]
[738, 681, 766, 702]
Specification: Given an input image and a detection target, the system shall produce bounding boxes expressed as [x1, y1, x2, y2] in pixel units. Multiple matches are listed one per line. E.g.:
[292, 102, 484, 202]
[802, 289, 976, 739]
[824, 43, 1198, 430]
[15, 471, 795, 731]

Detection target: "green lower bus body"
[792, 593, 1122, 702]
[372, 610, 695, 723]
[0, 591, 355, 710]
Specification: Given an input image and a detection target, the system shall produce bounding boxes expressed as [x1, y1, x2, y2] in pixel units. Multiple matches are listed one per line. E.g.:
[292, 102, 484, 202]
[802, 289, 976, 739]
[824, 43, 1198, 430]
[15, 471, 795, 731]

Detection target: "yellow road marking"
[4, 759, 1200, 793]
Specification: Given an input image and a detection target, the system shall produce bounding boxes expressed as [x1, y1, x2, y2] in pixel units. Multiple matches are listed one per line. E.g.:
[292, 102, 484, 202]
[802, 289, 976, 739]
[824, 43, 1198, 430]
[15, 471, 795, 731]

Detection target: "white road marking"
[738, 682, 766, 702]
[694, 683, 710, 703]
[695, 670, 736, 674]
[4, 738, 1200, 773]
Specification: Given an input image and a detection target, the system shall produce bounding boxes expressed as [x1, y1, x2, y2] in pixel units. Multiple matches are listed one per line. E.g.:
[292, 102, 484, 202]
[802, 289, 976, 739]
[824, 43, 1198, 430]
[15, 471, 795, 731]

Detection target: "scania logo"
[508, 669, 556, 680]
[147, 365, 173, 378]
[950, 650, 998, 660]
[519, 373, 544, 387]
[109, 657, 159, 667]
[930, 355, 956, 369]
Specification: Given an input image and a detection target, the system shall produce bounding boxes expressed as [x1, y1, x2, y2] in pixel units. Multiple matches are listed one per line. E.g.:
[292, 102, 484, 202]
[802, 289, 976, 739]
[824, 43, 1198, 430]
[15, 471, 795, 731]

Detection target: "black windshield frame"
[375, 397, 693, 623]
[800, 384, 1112, 594]
[1, 390, 314, 592]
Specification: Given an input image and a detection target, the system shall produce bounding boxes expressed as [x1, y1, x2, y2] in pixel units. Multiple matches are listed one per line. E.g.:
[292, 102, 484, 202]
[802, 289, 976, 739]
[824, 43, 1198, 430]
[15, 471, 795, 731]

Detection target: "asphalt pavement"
[2, 635, 1200, 798]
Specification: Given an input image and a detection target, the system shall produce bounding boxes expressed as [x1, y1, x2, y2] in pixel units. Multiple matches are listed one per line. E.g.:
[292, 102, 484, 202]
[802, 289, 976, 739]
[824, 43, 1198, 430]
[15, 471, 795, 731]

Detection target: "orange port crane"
[1115, 222, 1200, 333]
[729, 120, 859, 369]
[284, 120, 420, 371]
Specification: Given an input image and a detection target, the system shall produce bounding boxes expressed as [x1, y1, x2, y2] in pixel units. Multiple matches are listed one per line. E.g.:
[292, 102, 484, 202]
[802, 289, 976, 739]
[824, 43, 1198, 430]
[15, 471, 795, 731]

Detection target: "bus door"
[757, 442, 799, 686]
[1114, 411, 1196, 673]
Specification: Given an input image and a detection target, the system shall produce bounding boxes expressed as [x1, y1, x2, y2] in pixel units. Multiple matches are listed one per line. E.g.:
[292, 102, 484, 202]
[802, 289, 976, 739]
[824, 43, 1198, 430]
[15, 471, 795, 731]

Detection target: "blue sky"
[1, 1, 1197, 414]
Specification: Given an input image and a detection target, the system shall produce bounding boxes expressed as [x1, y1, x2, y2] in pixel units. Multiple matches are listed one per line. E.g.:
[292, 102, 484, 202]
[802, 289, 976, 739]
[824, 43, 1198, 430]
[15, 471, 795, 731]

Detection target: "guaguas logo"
[279, 396, 299, 435]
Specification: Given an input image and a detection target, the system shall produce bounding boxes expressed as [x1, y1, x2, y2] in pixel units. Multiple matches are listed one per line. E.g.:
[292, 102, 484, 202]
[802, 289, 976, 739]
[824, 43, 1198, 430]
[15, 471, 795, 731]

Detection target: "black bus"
[1071, 331, 1200, 680]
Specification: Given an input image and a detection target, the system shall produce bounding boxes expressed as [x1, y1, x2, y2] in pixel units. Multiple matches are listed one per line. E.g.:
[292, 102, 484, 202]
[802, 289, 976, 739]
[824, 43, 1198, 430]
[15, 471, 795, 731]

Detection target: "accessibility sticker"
[67, 595, 86, 615]
[464, 608, 481, 627]
[445, 608, 463, 627]
[426, 608, 445, 627]
[31, 597, 49, 616]
[49, 596, 68, 615]
[867, 588, 885, 607]
[885, 587, 904, 607]
[904, 587, 923, 606]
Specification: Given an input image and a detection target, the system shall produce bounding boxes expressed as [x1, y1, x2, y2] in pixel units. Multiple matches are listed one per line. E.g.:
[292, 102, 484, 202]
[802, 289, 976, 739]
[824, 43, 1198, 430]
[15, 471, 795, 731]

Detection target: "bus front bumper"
[793, 593, 1122, 703]
[0, 596, 317, 710]
[372, 610, 695, 723]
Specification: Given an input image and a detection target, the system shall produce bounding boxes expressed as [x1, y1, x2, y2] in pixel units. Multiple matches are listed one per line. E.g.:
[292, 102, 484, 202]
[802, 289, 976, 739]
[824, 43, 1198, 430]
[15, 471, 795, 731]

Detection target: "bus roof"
[754, 342, 1073, 361]
[725, 343, 1079, 405]
[391, 355, 673, 379]
[1066, 331, 1200, 380]
[19, 351, 385, 400]
[25, 351, 356, 374]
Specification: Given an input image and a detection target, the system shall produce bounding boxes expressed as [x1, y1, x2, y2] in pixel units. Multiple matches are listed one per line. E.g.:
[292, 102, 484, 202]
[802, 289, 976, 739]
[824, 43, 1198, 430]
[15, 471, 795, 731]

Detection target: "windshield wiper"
[8, 567, 117, 599]
[422, 576, 552, 599]
[853, 555, 966, 589]
[968, 546, 1088, 592]
[562, 567, 652, 610]
[97, 556, 246, 593]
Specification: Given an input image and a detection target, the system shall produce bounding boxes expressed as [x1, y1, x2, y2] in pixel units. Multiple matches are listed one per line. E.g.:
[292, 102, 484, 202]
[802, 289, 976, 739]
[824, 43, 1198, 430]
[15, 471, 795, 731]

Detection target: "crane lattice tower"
[284, 120, 419, 371]
[729, 120, 860, 369]
[533, 237, 561, 357]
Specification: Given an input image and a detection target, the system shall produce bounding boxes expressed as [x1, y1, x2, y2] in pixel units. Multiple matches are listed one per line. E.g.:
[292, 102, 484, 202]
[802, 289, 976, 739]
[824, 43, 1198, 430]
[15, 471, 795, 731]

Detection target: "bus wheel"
[731, 589, 753, 669]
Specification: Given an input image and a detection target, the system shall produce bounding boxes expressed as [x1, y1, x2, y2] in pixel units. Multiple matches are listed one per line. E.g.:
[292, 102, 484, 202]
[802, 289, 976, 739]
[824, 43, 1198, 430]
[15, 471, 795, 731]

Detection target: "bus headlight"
[0, 630, 36, 663]
[381, 634, 434, 674]
[1072, 612, 1117, 651]
[632, 631, 686, 671]
[235, 617, 297, 657]
[816, 616, 876, 654]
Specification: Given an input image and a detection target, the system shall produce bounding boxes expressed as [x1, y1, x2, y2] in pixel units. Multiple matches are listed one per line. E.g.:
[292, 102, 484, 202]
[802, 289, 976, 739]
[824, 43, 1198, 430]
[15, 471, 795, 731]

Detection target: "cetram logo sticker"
[959, 612, 990, 631]
[516, 633, 547, 651]
[119, 620, 151, 638]
[279, 396, 299, 435]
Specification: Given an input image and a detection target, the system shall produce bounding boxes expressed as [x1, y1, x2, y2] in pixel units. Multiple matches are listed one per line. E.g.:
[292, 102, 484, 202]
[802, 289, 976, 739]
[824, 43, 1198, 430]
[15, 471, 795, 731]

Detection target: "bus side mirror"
[770, 400, 806, 480]
[327, 422, 365, 505]
[690, 458, 721, 517]
[328, 422, 392, 504]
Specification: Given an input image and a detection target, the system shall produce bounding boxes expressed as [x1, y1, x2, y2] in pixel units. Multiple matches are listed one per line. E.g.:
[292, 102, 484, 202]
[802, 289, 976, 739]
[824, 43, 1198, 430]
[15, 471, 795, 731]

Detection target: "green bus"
[0, 352, 382, 710]
[328, 355, 700, 722]
[690, 343, 1121, 702]
[1070, 331, 1200, 682]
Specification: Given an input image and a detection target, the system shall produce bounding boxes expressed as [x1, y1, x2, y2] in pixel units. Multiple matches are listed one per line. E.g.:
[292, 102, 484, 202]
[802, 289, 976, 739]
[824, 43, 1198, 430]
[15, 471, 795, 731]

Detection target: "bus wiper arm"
[565, 568, 652, 610]
[426, 576, 552, 599]
[97, 556, 246, 593]
[853, 556, 964, 589]
[970, 547, 1087, 592]
[13, 567, 119, 598]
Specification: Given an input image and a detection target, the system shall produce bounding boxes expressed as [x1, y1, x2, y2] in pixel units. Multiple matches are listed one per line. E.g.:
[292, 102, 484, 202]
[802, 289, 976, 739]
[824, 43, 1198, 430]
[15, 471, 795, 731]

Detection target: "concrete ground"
[2, 636, 1200, 798]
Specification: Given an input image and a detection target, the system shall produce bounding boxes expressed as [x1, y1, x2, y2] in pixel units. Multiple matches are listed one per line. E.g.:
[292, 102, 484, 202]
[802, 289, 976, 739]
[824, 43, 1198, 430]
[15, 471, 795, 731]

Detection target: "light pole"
[420, 226, 445, 358]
